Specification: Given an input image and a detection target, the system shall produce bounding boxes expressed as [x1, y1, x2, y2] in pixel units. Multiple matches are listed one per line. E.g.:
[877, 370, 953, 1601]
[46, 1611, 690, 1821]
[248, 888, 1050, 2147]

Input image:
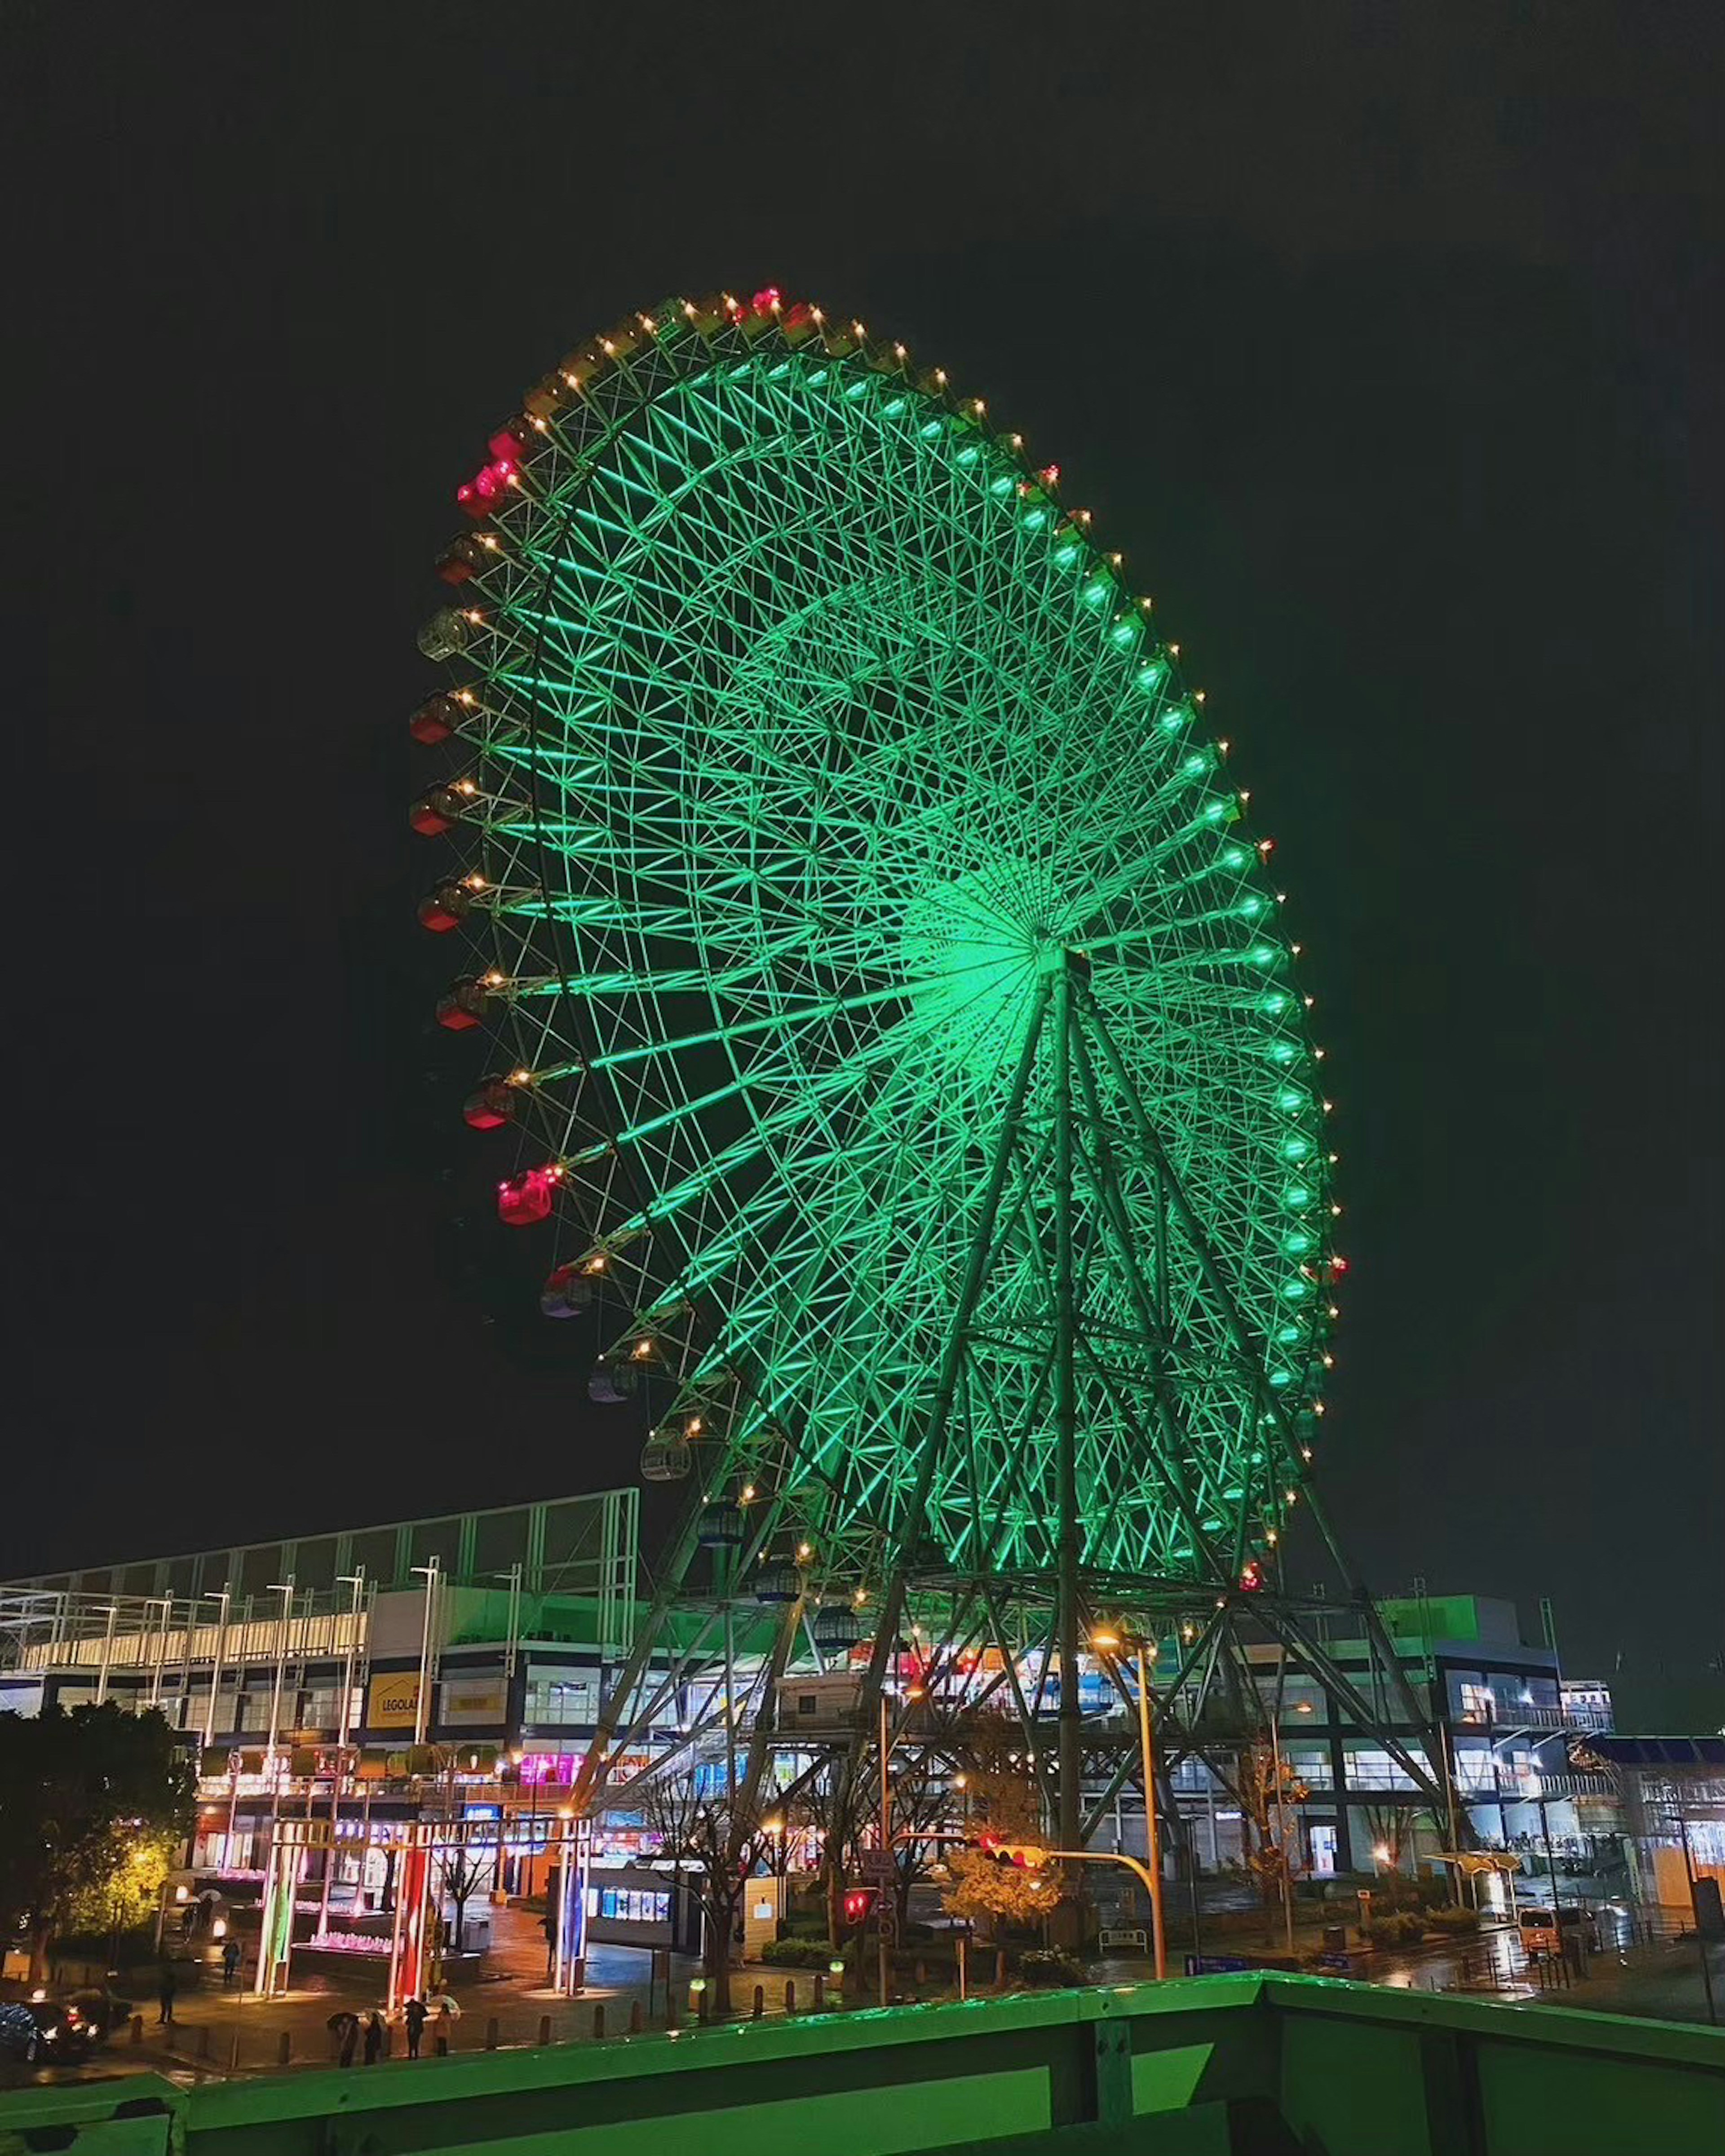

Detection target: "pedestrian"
[361, 2009, 385, 2065]
[221, 1937, 242, 1989]
[327, 2010, 360, 2067]
[156, 1963, 177, 2027]
[402, 1995, 429, 2059]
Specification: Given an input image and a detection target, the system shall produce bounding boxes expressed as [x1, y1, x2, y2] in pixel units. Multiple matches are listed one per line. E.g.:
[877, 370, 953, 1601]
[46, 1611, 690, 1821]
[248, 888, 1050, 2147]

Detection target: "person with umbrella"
[326, 2010, 360, 2068]
[402, 1995, 429, 2059]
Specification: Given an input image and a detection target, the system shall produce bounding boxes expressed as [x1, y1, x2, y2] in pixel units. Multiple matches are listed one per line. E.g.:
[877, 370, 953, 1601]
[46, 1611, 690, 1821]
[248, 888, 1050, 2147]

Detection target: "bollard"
[277, 2032, 291, 2067]
[752, 1984, 764, 2021]
[915, 1958, 927, 1988]
[130, 2014, 144, 2046]
[812, 1973, 824, 2012]
[484, 2016, 500, 2051]
[538, 2014, 552, 2047]
[628, 1999, 643, 2035]
[697, 1988, 710, 2025]
[592, 2002, 606, 2039]
[229, 2031, 241, 2074]
[435, 2031, 450, 2057]
[784, 1979, 796, 2017]
[570, 1957, 586, 1996]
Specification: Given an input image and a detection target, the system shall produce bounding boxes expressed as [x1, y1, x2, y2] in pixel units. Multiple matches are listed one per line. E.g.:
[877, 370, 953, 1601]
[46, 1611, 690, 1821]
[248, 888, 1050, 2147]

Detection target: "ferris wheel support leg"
[856, 974, 1055, 1737]
[724, 1597, 804, 1867]
[1051, 959, 1084, 1852]
[979, 1583, 1061, 1822]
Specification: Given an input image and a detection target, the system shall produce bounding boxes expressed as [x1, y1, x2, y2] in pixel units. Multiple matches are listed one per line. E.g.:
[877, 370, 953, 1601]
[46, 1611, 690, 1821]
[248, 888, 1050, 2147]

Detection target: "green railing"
[4, 1975, 1722, 2156]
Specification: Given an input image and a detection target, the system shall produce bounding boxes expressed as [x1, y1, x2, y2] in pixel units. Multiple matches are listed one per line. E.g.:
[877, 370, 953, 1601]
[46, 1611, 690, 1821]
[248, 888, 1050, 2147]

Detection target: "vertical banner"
[552, 1816, 592, 1995]
[390, 1827, 434, 2009]
[254, 1825, 308, 1997]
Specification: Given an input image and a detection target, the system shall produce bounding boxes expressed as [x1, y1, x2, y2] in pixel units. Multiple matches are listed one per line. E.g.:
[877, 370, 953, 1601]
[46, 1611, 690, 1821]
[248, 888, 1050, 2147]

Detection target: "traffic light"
[975, 1834, 1051, 1869]
[843, 1888, 877, 1925]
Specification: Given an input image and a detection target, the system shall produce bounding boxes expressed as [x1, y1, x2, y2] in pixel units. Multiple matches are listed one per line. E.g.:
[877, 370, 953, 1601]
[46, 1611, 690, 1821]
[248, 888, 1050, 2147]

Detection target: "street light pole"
[318, 1570, 365, 1940]
[204, 1588, 231, 1753]
[1671, 1803, 1719, 2027]
[1093, 1630, 1167, 1978]
[878, 1686, 892, 2010]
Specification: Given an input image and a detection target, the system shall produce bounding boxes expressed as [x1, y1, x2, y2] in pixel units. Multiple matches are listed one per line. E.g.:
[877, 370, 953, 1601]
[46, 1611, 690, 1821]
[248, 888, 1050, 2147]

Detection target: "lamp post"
[203, 1587, 231, 1754]
[874, 1681, 924, 2007]
[877, 1686, 892, 2010]
[264, 1577, 297, 1849]
[1091, 1630, 1166, 1977]
[1665, 1801, 1719, 2027]
[318, 1570, 366, 1941]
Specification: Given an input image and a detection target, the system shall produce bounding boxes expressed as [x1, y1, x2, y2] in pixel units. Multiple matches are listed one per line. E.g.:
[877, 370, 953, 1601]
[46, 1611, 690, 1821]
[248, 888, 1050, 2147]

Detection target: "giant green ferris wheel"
[411, 290, 1398, 1836]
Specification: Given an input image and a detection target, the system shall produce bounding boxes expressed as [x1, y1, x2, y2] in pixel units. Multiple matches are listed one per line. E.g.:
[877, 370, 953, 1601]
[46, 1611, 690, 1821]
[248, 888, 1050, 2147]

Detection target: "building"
[1570, 1735, 1725, 1918]
[1, 1516, 1631, 1921]
[1094, 1591, 1623, 1895]
[0, 1490, 675, 1897]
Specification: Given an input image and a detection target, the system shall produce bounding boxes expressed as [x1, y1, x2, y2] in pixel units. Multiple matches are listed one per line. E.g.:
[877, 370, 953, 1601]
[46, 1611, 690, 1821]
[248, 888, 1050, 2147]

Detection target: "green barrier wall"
[3, 1976, 1721, 2156]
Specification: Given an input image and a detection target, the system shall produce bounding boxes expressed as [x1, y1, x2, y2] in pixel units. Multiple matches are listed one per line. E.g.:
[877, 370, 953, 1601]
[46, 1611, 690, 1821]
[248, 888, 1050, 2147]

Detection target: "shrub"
[1364, 1913, 1426, 1948]
[1018, 1948, 1089, 1989]
[761, 1937, 840, 1969]
[1426, 1906, 1480, 1935]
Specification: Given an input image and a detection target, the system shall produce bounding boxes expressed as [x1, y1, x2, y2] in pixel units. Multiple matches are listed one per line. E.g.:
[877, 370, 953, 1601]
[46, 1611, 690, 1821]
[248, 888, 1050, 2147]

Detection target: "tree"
[940, 1845, 1065, 1935]
[640, 1776, 771, 2017]
[1360, 1803, 1445, 1891]
[1233, 1745, 1309, 1940]
[881, 1751, 954, 1931]
[0, 1705, 195, 1979]
[435, 1843, 489, 1956]
[938, 1736, 1064, 1975]
[791, 1758, 864, 1949]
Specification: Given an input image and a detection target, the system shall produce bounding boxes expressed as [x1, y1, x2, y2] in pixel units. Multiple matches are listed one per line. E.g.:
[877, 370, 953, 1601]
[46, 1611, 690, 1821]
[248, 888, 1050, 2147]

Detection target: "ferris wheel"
[410, 287, 1341, 1662]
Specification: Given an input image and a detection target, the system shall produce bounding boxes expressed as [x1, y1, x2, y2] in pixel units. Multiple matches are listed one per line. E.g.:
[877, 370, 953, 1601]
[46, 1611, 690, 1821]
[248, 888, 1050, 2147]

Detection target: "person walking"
[327, 2010, 360, 2067]
[361, 2008, 385, 2065]
[402, 1995, 429, 2059]
[156, 1964, 177, 2027]
[221, 1937, 242, 1989]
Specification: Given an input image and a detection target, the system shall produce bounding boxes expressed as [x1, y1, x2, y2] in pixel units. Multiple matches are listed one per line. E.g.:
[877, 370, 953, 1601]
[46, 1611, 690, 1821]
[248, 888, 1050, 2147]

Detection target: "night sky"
[6, 5, 1720, 1719]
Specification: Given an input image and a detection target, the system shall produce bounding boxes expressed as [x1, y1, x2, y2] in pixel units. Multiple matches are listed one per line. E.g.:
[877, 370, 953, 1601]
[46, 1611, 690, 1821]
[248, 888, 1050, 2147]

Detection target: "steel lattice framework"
[414, 292, 1338, 1609]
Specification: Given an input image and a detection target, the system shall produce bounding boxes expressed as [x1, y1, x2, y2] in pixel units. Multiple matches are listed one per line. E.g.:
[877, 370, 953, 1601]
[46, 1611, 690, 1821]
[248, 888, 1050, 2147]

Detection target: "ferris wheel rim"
[412, 288, 1340, 1594]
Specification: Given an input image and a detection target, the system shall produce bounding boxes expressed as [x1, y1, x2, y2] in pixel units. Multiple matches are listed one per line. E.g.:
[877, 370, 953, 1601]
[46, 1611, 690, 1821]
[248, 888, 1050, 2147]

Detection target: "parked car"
[0, 1997, 95, 2065]
[1517, 1903, 1601, 1956]
[62, 1989, 133, 2045]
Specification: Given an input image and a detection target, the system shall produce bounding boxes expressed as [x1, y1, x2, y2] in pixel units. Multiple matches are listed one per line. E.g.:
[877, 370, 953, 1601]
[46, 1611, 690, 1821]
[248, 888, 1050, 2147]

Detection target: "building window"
[525, 1675, 595, 1727]
[1457, 1683, 1496, 1726]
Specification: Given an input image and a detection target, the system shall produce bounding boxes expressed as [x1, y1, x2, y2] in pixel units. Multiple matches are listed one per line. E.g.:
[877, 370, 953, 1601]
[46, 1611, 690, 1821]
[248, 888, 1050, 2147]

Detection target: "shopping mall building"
[0, 1498, 1632, 1920]
[0, 1489, 682, 1900]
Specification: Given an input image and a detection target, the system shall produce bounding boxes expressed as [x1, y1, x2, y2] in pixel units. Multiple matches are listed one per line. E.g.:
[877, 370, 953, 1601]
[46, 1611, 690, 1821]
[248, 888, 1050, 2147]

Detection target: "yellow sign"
[367, 1672, 422, 1730]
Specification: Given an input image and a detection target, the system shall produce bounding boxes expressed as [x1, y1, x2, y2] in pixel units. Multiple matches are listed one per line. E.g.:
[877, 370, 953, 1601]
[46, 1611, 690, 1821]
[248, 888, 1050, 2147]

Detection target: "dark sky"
[5, 4, 1720, 1714]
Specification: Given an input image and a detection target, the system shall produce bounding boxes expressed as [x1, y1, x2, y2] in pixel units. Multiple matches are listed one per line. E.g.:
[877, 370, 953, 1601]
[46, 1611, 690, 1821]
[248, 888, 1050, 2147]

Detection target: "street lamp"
[1091, 1629, 1167, 1978]
[763, 1812, 788, 1911]
[873, 1682, 925, 2007]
